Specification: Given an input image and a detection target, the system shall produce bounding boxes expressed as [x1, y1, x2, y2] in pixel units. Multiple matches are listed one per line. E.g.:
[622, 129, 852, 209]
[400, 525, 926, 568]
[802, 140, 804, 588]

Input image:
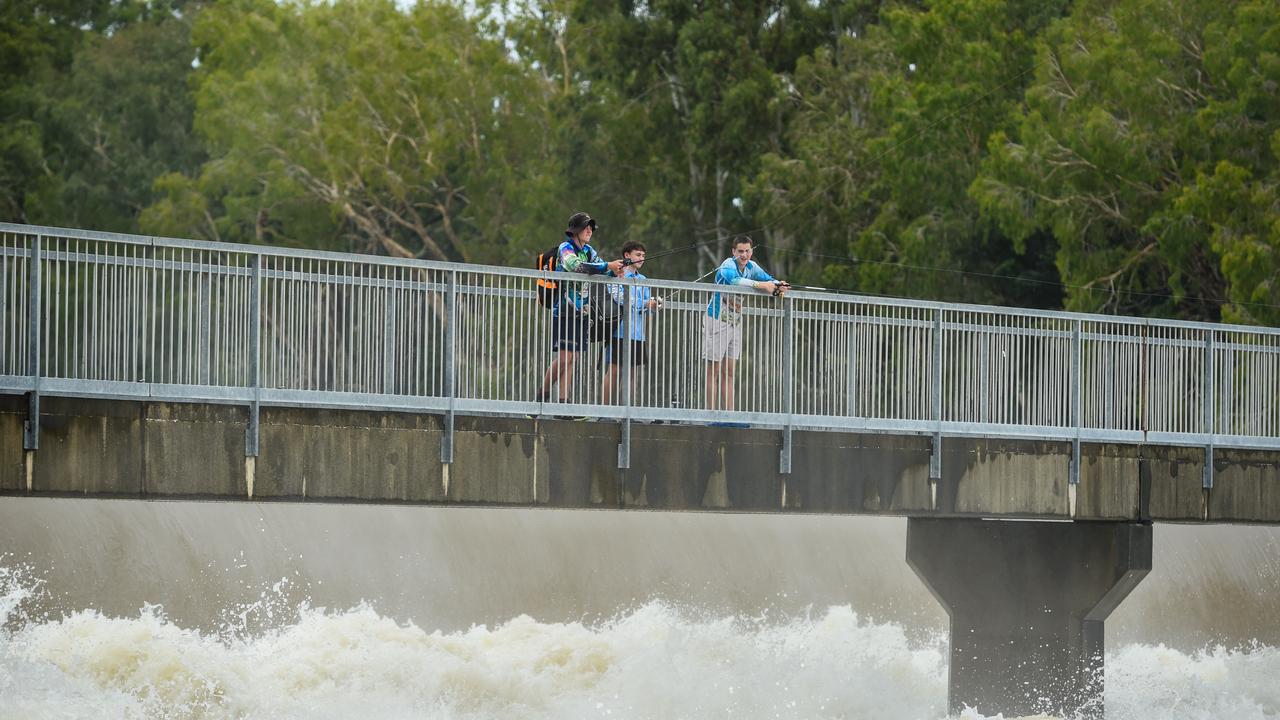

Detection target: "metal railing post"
[198, 270, 211, 386]
[23, 234, 41, 450]
[382, 290, 396, 395]
[1070, 320, 1082, 485]
[618, 282, 632, 469]
[779, 295, 794, 474]
[245, 254, 261, 457]
[930, 308, 944, 480]
[1204, 331, 1215, 489]
[441, 270, 457, 464]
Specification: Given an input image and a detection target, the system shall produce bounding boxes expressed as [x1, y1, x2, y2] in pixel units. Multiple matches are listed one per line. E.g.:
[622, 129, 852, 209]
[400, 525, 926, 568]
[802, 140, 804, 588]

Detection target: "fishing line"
[761, 244, 1280, 313]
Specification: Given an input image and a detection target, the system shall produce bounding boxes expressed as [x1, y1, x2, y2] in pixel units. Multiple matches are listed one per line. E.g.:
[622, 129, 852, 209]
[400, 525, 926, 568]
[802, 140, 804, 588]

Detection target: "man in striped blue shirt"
[703, 236, 789, 411]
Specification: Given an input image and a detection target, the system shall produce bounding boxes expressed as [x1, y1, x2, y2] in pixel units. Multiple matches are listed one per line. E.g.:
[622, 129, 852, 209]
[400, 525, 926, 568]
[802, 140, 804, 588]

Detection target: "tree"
[972, 0, 1280, 323]
[0, 0, 123, 222]
[749, 0, 1067, 305]
[26, 8, 203, 232]
[506, 0, 854, 277]
[146, 0, 563, 261]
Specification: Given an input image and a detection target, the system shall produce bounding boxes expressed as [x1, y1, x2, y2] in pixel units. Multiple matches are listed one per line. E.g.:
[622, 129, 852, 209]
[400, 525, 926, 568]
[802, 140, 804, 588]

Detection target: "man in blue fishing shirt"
[601, 241, 662, 405]
[539, 212, 624, 406]
[703, 236, 789, 411]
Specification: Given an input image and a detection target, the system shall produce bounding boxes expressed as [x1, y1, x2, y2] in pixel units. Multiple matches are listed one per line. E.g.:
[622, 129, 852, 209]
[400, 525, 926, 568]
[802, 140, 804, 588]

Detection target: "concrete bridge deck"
[5, 396, 1277, 523]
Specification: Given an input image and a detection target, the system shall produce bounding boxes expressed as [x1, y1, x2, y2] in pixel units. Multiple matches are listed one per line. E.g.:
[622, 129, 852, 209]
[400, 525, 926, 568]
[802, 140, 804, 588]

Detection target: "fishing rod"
[619, 241, 711, 266]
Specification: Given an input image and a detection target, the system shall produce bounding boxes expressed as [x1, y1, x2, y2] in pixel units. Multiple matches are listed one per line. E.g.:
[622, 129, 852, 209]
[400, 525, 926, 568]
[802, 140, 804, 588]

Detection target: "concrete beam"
[3, 398, 1279, 523]
[906, 518, 1152, 719]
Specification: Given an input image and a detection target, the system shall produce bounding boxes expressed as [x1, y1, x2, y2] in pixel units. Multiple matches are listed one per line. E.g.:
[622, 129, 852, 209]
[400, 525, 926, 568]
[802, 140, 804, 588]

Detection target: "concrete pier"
[907, 518, 1153, 718]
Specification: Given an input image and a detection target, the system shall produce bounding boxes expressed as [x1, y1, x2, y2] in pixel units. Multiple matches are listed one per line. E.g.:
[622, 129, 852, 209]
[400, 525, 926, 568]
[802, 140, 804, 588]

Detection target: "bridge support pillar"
[906, 518, 1151, 719]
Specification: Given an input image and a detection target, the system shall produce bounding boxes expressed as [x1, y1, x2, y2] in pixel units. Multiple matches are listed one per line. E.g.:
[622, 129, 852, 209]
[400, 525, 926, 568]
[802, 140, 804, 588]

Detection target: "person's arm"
[718, 263, 750, 288]
[560, 244, 606, 274]
[561, 244, 623, 275]
[748, 263, 788, 294]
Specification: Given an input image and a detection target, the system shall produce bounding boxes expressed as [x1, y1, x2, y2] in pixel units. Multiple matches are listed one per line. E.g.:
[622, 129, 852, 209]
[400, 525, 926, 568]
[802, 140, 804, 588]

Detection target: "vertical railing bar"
[930, 308, 943, 481]
[24, 234, 41, 450]
[383, 271, 395, 396]
[199, 259, 211, 385]
[778, 294, 794, 474]
[618, 282, 633, 469]
[1204, 331, 1215, 489]
[1070, 319, 1082, 485]
[442, 269, 457, 464]
[246, 253, 262, 457]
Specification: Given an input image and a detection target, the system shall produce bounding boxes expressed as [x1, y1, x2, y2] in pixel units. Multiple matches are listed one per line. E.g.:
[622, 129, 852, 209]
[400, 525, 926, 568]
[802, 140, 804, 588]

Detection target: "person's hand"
[646, 298, 661, 310]
[607, 259, 624, 274]
[772, 280, 790, 296]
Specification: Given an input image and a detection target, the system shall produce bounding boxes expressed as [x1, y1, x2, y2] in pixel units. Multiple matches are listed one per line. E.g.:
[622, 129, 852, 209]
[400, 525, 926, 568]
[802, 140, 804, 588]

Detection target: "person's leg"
[705, 360, 720, 410]
[722, 358, 737, 411]
[602, 363, 618, 405]
[543, 313, 570, 399]
[629, 341, 647, 405]
[558, 350, 577, 402]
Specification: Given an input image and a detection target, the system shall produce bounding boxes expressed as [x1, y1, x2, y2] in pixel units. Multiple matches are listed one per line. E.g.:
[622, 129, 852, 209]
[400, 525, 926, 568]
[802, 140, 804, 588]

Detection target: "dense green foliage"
[3, 0, 1277, 324]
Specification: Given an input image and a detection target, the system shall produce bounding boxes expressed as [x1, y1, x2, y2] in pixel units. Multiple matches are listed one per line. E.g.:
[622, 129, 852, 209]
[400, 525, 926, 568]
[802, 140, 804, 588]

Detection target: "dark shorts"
[605, 338, 648, 366]
[551, 310, 589, 351]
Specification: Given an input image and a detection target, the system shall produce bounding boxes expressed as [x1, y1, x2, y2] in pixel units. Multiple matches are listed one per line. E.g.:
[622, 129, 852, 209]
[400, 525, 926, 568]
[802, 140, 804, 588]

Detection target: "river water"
[1, 498, 1278, 719]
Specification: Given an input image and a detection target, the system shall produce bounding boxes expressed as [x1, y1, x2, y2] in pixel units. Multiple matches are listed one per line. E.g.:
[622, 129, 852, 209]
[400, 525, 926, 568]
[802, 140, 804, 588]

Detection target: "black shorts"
[551, 310, 589, 351]
[605, 338, 648, 366]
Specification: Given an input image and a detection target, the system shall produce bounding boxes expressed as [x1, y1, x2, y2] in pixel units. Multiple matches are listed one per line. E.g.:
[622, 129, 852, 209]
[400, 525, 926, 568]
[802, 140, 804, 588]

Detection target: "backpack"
[535, 245, 562, 307]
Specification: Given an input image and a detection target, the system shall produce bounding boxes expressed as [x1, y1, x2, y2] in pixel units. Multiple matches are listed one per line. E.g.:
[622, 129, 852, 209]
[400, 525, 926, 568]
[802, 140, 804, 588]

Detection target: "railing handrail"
[4, 221, 1277, 338]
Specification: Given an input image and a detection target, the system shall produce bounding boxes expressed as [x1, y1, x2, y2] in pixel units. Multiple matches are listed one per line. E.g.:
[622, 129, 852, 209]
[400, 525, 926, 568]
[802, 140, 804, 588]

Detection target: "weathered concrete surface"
[539, 419, 619, 507]
[1209, 449, 1280, 523]
[783, 432, 931, 514]
[256, 408, 443, 502]
[0, 394, 24, 492]
[942, 438, 1071, 517]
[1145, 446, 1205, 521]
[30, 397, 145, 496]
[625, 424, 782, 511]
[143, 402, 245, 498]
[2, 397, 1279, 523]
[1077, 444, 1142, 520]
[908, 518, 1152, 719]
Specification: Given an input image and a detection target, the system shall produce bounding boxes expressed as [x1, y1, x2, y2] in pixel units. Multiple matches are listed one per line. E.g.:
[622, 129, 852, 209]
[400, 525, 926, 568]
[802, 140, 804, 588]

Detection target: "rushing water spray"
[1, 499, 1279, 719]
[2, 572, 1279, 720]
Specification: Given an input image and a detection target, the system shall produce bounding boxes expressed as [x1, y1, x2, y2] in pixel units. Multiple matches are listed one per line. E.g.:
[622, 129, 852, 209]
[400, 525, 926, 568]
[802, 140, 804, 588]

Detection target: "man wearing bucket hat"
[538, 212, 624, 409]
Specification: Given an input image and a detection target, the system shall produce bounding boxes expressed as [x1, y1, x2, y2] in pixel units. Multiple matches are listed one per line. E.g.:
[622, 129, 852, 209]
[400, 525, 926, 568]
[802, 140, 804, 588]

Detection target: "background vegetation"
[3, 0, 1277, 324]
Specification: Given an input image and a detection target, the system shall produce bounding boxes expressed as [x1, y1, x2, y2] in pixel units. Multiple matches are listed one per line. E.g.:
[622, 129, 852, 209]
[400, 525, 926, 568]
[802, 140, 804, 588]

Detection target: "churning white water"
[1, 499, 1279, 719]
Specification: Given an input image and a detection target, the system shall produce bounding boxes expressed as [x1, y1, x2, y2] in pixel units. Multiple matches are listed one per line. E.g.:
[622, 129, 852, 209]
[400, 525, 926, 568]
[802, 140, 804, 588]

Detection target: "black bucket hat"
[566, 212, 598, 234]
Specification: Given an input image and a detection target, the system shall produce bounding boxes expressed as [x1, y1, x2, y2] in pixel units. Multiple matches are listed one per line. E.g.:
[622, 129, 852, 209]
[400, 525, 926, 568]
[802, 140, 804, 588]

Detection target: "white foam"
[2, 566, 1277, 720]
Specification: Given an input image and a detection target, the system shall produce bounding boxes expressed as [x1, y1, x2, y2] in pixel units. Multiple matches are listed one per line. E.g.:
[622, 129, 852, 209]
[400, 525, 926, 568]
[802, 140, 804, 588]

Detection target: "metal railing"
[2, 223, 1278, 467]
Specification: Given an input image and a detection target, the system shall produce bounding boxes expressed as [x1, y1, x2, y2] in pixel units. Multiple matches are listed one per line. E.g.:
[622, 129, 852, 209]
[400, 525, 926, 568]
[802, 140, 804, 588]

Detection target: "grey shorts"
[702, 314, 742, 361]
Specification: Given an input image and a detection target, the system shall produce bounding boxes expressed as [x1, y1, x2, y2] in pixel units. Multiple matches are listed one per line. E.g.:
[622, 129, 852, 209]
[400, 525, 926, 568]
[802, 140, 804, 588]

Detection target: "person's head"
[621, 241, 646, 270]
[732, 236, 754, 264]
[566, 212, 597, 244]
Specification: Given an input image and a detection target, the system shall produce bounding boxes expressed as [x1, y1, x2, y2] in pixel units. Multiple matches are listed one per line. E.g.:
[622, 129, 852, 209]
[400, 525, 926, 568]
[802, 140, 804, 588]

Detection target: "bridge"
[2, 222, 1278, 717]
